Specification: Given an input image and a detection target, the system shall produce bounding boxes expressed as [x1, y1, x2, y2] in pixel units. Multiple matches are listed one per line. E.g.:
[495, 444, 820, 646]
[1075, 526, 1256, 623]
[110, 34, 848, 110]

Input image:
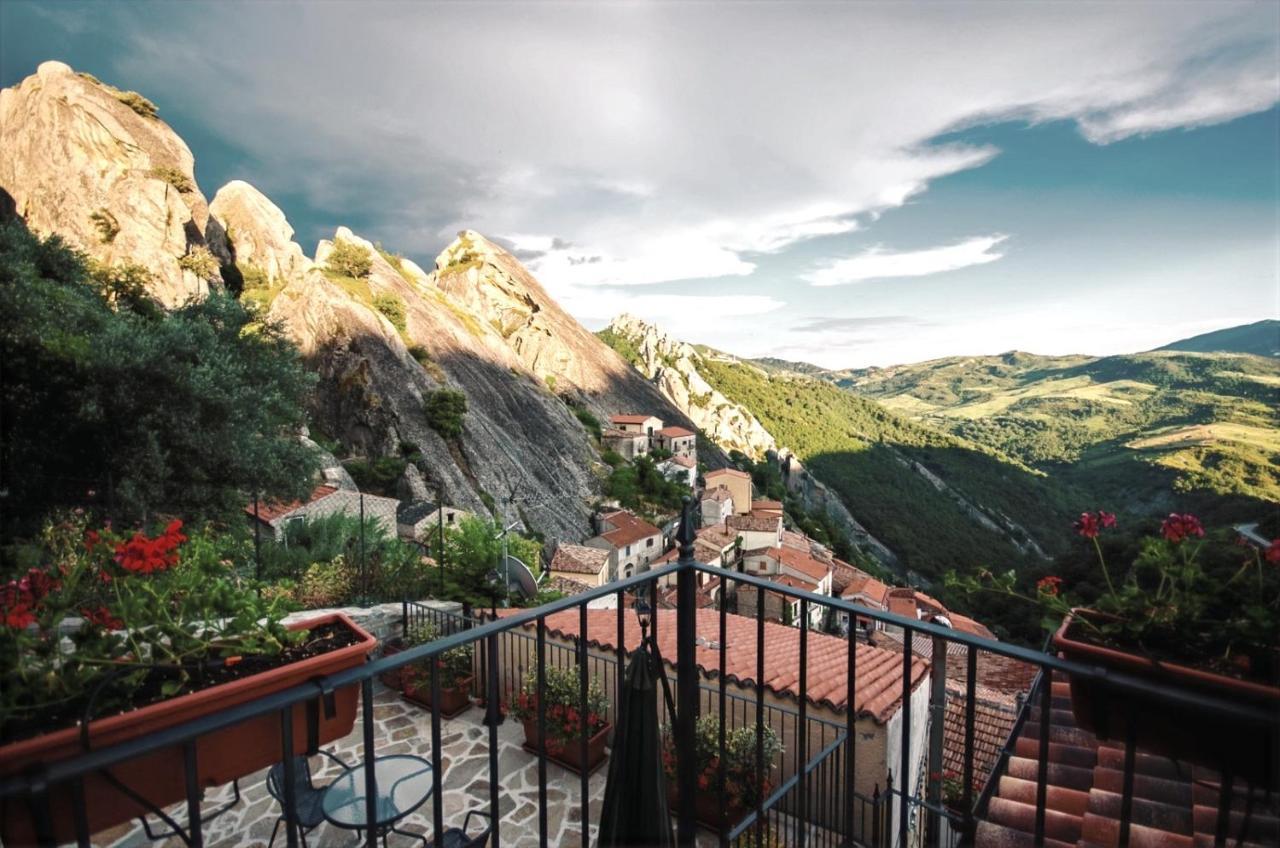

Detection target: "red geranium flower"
[1074, 512, 1099, 539]
[1266, 539, 1280, 564]
[1160, 513, 1204, 544]
[1036, 576, 1063, 597]
[1, 581, 36, 629]
[113, 520, 187, 574]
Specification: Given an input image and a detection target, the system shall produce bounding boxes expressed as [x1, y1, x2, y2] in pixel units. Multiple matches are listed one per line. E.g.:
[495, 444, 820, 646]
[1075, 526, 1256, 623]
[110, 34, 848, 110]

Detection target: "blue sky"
[3, 1, 1277, 367]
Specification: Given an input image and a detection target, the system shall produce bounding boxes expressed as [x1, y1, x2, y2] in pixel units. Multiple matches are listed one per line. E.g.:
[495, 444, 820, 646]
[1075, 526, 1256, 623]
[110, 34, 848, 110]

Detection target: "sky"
[2, 0, 1277, 368]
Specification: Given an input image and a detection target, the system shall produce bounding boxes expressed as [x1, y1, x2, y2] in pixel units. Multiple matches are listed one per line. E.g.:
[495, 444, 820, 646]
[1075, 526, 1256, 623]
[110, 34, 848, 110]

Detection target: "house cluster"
[602, 413, 697, 487]
[244, 484, 471, 546]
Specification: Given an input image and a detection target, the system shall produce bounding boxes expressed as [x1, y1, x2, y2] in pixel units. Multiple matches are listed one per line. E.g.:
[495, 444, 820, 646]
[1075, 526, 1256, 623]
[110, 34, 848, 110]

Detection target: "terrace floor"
[93, 682, 614, 848]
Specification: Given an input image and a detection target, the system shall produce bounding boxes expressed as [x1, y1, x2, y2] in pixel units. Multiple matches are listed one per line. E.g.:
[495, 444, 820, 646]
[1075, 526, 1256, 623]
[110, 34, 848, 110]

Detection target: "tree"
[440, 516, 542, 606]
[0, 221, 318, 536]
[425, 388, 468, 440]
[326, 239, 372, 278]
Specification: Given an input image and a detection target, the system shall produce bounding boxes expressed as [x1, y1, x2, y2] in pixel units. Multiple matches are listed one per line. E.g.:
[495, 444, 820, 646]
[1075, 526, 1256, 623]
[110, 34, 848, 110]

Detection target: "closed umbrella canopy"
[598, 642, 674, 847]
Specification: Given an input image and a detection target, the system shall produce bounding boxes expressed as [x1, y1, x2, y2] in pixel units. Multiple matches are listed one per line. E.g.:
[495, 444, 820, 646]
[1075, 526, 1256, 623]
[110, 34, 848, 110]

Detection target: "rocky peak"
[210, 180, 311, 286]
[603, 314, 778, 459]
[0, 61, 228, 306]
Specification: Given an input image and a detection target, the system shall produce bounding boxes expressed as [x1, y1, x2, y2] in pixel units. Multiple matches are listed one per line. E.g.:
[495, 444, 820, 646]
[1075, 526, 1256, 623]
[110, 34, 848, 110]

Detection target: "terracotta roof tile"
[696, 525, 738, 549]
[549, 543, 610, 575]
[705, 467, 751, 481]
[545, 575, 593, 596]
[728, 513, 782, 533]
[244, 485, 337, 523]
[943, 685, 1020, 794]
[666, 454, 696, 468]
[609, 414, 659, 425]
[595, 509, 662, 548]
[751, 499, 784, 511]
[655, 426, 696, 438]
[500, 608, 929, 723]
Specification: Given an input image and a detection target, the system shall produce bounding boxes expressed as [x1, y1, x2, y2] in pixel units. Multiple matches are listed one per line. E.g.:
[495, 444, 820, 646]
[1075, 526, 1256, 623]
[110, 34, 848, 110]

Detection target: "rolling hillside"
[1157, 319, 1279, 357]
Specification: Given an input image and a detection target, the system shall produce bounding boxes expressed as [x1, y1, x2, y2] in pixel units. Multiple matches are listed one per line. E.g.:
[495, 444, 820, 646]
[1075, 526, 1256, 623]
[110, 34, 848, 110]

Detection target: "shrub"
[402, 621, 474, 690]
[89, 209, 119, 243]
[296, 555, 356, 608]
[344, 455, 408, 495]
[601, 449, 624, 468]
[511, 666, 610, 744]
[115, 90, 158, 118]
[425, 388, 467, 440]
[544, 374, 557, 392]
[573, 407, 602, 439]
[177, 246, 220, 281]
[372, 293, 407, 331]
[239, 263, 269, 290]
[327, 239, 372, 279]
[150, 166, 194, 193]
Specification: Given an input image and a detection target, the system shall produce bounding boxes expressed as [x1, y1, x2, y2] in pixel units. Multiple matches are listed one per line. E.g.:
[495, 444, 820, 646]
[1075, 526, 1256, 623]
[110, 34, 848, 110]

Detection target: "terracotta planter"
[520, 718, 611, 774]
[378, 637, 407, 688]
[0, 612, 376, 845]
[1053, 610, 1279, 785]
[401, 675, 474, 719]
[667, 785, 749, 832]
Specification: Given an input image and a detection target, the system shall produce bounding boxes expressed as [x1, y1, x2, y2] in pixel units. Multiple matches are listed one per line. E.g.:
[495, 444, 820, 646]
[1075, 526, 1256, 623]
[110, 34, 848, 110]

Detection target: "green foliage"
[89, 209, 119, 243]
[239, 263, 269, 290]
[511, 665, 609, 742]
[595, 327, 643, 367]
[478, 490, 497, 515]
[425, 388, 468, 440]
[343, 455, 408, 496]
[408, 344, 446, 380]
[326, 239, 373, 279]
[177, 246, 220, 281]
[605, 454, 690, 515]
[662, 715, 782, 808]
[544, 374, 557, 392]
[402, 620, 474, 690]
[437, 515, 543, 606]
[372, 293, 407, 331]
[0, 222, 317, 531]
[150, 166, 193, 193]
[114, 89, 158, 118]
[573, 406, 602, 439]
[296, 555, 356, 608]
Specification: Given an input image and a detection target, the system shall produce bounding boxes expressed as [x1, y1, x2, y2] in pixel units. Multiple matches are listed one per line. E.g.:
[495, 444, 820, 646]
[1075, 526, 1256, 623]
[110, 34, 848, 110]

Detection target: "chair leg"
[268, 817, 282, 848]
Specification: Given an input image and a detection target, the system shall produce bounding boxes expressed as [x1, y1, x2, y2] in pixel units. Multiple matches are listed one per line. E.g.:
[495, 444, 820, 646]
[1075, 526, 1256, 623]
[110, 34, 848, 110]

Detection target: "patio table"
[322, 754, 434, 845]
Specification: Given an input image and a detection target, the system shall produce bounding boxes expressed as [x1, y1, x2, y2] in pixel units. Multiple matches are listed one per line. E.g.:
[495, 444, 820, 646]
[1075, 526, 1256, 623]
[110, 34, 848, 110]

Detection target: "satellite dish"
[502, 555, 539, 599]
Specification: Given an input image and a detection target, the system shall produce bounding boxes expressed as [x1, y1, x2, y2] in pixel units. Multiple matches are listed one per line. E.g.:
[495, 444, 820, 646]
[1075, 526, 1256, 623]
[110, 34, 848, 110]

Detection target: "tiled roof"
[705, 467, 751, 481]
[773, 573, 819, 590]
[728, 513, 782, 533]
[655, 426, 696, 438]
[549, 543, 610, 575]
[244, 485, 337, 523]
[702, 486, 733, 503]
[610, 414, 658, 425]
[942, 684, 1019, 794]
[664, 454, 696, 468]
[396, 500, 440, 524]
[842, 572, 891, 607]
[545, 575, 594, 596]
[975, 673, 1279, 847]
[696, 525, 738, 549]
[751, 499, 784, 511]
[595, 509, 662, 548]
[499, 608, 929, 723]
[946, 651, 1039, 699]
[756, 545, 831, 582]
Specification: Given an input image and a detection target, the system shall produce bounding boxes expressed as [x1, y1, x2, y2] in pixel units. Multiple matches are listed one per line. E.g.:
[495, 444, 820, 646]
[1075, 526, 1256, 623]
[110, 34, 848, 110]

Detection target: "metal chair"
[435, 810, 492, 848]
[266, 750, 352, 848]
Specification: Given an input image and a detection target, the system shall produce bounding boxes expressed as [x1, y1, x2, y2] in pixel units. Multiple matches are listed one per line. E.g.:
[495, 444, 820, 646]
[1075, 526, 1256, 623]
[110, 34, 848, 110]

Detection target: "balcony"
[2, 544, 1276, 847]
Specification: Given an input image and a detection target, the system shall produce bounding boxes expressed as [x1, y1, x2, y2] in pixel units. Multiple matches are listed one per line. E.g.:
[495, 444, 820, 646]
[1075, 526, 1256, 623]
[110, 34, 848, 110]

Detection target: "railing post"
[675, 497, 700, 845]
[926, 635, 947, 848]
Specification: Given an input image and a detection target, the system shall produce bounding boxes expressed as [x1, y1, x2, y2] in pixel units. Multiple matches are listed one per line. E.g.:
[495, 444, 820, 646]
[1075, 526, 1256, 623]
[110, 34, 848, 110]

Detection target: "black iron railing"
[2, 516, 1276, 848]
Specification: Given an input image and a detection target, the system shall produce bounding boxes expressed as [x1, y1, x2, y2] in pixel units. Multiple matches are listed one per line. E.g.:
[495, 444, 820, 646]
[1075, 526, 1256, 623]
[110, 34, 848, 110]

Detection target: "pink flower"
[1266, 539, 1280, 565]
[1160, 513, 1204, 544]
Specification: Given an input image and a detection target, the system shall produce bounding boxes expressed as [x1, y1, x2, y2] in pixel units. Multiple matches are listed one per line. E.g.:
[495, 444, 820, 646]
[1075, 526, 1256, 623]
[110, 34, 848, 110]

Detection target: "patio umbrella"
[597, 635, 675, 847]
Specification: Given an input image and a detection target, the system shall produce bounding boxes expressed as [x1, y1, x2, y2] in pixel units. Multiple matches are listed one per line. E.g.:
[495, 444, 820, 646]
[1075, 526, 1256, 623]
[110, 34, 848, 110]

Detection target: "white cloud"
[805, 235, 1008, 286]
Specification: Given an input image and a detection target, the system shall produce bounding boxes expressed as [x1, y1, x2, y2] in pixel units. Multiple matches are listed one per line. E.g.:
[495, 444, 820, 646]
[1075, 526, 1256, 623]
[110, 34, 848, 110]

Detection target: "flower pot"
[520, 718, 611, 774]
[401, 675, 474, 719]
[0, 612, 376, 845]
[667, 785, 749, 832]
[1053, 610, 1280, 785]
[378, 637, 407, 688]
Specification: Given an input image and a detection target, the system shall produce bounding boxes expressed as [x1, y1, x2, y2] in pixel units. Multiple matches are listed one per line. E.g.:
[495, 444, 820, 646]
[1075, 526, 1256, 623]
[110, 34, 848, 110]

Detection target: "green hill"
[1157, 319, 1279, 357]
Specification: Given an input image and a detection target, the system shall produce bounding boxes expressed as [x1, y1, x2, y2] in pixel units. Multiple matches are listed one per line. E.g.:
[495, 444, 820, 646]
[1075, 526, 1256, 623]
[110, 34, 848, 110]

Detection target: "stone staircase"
[974, 675, 1278, 848]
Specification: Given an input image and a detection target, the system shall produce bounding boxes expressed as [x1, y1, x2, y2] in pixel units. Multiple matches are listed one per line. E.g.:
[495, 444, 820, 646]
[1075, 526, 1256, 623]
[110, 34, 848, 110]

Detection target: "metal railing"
[2, 505, 1277, 848]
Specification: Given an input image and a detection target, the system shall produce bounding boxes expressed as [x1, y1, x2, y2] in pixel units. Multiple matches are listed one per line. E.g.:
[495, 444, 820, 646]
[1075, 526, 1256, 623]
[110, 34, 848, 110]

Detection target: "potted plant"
[0, 513, 377, 843]
[662, 715, 783, 831]
[379, 635, 408, 688]
[951, 511, 1279, 781]
[399, 622, 474, 717]
[511, 666, 611, 773]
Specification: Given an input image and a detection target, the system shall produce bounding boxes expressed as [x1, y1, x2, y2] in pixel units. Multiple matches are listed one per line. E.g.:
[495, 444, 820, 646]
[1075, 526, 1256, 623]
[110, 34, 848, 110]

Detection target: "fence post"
[674, 497, 699, 845]
[927, 635, 947, 847]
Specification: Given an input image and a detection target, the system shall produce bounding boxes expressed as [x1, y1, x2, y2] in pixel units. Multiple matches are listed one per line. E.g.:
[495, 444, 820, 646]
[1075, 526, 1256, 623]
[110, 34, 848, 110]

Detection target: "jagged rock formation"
[0, 61, 228, 306]
[603, 314, 777, 459]
[209, 180, 311, 285]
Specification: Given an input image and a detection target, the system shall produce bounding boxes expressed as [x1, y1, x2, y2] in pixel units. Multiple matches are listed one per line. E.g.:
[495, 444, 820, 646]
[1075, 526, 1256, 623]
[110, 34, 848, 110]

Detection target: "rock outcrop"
[603, 314, 778, 459]
[209, 180, 310, 286]
[0, 61, 228, 306]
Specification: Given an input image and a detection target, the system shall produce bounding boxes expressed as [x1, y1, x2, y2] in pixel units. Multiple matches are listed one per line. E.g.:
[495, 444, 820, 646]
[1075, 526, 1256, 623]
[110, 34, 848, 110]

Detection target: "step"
[1020, 721, 1100, 750]
[1014, 735, 1098, 769]
[1087, 787, 1192, 835]
[986, 796, 1084, 845]
[1007, 755, 1096, 792]
[1079, 812, 1195, 848]
[997, 774, 1090, 817]
[973, 818, 1075, 848]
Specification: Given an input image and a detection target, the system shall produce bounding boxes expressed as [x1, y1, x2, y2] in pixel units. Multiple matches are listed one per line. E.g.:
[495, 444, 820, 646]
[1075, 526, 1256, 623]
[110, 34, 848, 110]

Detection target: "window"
[646, 538, 654, 548]
[625, 545, 632, 556]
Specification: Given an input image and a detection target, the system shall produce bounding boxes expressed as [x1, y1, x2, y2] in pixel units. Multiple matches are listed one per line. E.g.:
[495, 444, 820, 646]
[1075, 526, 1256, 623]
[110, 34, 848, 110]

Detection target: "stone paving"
[92, 682, 613, 848]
